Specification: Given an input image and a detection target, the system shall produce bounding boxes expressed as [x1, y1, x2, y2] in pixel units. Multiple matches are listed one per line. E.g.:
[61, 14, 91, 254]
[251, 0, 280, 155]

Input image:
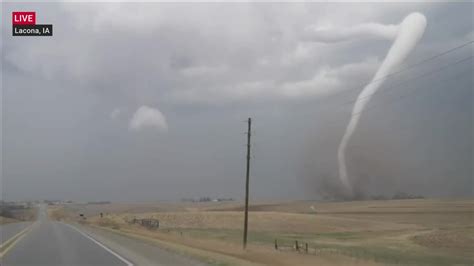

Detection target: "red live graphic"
[12, 12, 36, 25]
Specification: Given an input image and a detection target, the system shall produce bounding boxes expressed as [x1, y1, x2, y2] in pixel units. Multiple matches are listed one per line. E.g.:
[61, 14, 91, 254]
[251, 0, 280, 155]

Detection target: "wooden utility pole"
[243, 117, 251, 249]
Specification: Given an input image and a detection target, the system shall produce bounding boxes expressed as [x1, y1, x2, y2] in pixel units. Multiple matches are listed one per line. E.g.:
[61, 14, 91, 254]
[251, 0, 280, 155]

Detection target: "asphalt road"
[1, 206, 132, 266]
[0, 222, 32, 244]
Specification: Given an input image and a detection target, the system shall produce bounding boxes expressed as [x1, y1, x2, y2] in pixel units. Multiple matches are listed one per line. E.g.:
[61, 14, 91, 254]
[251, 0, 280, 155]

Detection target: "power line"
[314, 55, 473, 118]
[378, 40, 474, 80]
[323, 67, 472, 128]
[318, 40, 474, 105]
[352, 69, 472, 119]
[339, 55, 473, 108]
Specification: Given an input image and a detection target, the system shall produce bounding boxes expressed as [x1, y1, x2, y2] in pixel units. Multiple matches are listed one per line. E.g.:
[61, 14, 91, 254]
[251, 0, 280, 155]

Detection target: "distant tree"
[371, 195, 388, 200]
[392, 192, 424, 200]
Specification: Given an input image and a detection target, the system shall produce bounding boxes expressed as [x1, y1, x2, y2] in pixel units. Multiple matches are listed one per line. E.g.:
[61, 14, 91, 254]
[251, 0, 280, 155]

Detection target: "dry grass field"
[0, 207, 37, 224]
[0, 216, 19, 224]
[55, 198, 474, 265]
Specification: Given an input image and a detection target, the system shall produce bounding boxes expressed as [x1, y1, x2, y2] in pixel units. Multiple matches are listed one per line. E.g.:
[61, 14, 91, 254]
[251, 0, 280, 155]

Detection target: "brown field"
[0, 216, 19, 225]
[55, 198, 474, 266]
[0, 207, 37, 224]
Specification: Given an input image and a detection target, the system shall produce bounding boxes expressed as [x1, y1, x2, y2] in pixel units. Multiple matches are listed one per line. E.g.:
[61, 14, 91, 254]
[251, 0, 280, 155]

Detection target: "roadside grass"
[308, 242, 474, 265]
[0, 216, 18, 225]
[161, 228, 381, 245]
[96, 217, 121, 230]
[67, 199, 474, 266]
[88, 225, 260, 266]
[48, 206, 69, 221]
[1, 207, 37, 223]
[160, 227, 474, 265]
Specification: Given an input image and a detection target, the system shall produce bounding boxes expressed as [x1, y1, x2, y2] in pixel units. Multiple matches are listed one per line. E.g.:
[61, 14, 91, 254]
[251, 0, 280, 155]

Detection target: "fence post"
[295, 240, 299, 251]
[305, 243, 308, 253]
[274, 239, 278, 250]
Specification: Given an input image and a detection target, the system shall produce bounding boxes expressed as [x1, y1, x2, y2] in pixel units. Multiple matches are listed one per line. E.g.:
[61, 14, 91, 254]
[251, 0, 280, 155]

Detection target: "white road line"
[63, 223, 134, 266]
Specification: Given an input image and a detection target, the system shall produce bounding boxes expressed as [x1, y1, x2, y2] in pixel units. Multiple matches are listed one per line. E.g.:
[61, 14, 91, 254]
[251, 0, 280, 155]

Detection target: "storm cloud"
[1, 2, 472, 201]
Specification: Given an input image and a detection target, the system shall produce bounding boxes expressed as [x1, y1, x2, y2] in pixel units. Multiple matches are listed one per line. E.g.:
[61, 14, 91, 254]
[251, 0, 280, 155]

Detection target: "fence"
[128, 218, 160, 229]
[273, 239, 312, 254]
[273, 239, 388, 262]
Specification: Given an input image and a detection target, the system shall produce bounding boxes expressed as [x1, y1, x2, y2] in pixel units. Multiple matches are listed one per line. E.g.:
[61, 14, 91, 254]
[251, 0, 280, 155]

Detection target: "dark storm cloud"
[1, 2, 472, 201]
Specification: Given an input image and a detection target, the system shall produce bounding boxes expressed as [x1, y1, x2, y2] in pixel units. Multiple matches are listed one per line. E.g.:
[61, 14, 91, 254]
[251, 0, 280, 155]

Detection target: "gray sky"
[1, 2, 472, 201]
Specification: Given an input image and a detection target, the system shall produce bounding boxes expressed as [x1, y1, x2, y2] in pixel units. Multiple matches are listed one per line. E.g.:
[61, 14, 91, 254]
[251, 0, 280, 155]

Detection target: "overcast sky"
[1, 2, 472, 201]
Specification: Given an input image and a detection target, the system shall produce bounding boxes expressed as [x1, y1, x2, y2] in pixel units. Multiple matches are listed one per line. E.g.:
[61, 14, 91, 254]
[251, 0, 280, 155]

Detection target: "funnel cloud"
[304, 13, 427, 196]
[2, 2, 471, 202]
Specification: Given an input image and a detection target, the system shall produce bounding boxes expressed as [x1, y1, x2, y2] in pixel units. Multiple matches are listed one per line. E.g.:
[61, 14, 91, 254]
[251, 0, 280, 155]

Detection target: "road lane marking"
[64, 223, 134, 266]
[0, 222, 36, 258]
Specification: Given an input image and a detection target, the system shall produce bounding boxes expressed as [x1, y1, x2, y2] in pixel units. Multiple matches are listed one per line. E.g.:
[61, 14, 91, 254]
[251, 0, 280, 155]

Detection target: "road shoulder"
[77, 223, 218, 266]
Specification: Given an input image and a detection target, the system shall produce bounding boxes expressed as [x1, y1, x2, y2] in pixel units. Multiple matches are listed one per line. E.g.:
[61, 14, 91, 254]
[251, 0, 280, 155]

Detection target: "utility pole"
[243, 117, 251, 249]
